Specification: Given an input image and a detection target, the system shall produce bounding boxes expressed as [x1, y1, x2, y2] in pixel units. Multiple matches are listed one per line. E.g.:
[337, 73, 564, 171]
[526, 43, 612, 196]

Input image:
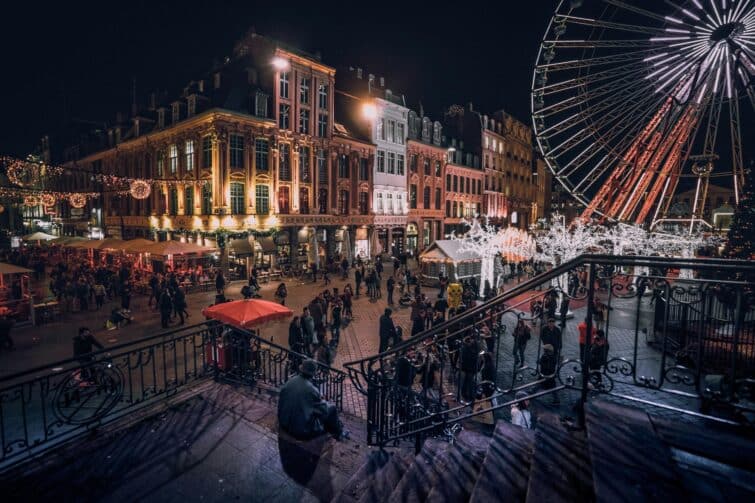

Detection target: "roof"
[419, 240, 481, 263]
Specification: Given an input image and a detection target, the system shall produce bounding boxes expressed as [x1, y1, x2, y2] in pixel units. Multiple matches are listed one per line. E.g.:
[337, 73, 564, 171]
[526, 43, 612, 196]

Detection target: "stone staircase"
[335, 400, 755, 503]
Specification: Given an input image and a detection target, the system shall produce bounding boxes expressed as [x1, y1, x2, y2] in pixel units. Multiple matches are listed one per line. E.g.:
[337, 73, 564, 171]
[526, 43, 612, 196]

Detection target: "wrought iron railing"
[344, 254, 755, 448]
[0, 321, 345, 471]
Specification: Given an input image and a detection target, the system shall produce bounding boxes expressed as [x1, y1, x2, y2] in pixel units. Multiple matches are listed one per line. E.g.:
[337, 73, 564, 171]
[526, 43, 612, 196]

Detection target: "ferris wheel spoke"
[602, 0, 678, 24]
[728, 92, 745, 204]
[536, 48, 663, 73]
[555, 14, 667, 36]
[538, 60, 655, 96]
[544, 39, 656, 49]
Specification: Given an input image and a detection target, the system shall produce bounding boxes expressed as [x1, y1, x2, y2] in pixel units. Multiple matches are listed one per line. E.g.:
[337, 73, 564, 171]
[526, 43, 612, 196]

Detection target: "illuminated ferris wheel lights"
[692, 0, 704, 10]
[665, 15, 685, 24]
[682, 8, 702, 21]
[651, 36, 693, 41]
[644, 52, 669, 62]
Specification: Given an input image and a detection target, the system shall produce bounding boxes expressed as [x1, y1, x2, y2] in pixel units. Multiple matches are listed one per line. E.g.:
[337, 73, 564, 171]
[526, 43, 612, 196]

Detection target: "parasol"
[201, 299, 293, 328]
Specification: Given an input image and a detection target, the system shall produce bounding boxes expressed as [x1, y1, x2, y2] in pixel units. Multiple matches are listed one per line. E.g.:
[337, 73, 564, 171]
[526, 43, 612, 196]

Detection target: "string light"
[129, 179, 152, 200]
[68, 193, 87, 209]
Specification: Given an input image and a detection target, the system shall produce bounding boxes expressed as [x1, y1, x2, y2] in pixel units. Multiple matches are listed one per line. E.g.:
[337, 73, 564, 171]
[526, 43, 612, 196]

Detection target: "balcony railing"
[0, 321, 345, 472]
[344, 254, 755, 449]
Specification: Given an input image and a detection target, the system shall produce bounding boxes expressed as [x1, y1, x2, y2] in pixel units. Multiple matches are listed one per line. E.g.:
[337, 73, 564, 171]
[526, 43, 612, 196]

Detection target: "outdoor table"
[33, 300, 59, 325]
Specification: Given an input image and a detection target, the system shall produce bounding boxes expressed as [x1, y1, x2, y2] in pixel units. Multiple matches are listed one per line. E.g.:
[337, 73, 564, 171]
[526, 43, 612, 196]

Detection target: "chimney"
[379, 76, 385, 88]
[356, 67, 363, 79]
[198, 80, 205, 93]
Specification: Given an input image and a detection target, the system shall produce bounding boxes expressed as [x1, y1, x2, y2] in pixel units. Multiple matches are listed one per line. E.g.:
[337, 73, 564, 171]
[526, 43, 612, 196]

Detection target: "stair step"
[335, 450, 392, 503]
[425, 443, 485, 503]
[387, 439, 451, 503]
[585, 400, 689, 502]
[455, 428, 493, 455]
[357, 450, 414, 503]
[525, 413, 594, 503]
[470, 420, 536, 503]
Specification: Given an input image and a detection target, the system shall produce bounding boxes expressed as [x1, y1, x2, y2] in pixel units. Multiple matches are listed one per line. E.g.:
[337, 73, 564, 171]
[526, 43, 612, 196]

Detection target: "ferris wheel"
[532, 0, 755, 229]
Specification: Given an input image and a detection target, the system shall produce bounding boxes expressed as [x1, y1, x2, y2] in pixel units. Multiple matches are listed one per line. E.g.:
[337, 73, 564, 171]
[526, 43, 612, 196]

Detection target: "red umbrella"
[202, 299, 293, 328]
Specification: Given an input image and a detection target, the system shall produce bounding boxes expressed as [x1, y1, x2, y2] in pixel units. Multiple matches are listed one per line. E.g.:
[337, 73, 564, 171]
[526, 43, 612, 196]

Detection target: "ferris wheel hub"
[710, 22, 744, 45]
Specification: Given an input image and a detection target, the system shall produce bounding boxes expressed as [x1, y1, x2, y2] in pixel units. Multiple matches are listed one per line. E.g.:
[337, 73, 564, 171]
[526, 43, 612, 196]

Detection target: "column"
[211, 133, 222, 211]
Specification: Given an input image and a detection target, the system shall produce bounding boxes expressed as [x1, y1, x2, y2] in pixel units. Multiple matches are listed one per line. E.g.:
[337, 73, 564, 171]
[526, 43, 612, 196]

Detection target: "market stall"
[418, 240, 482, 286]
[0, 262, 33, 324]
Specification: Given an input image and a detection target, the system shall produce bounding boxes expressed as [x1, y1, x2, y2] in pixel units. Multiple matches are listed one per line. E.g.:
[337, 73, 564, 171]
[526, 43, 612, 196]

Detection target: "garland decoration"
[129, 179, 152, 200]
[40, 193, 56, 207]
[69, 193, 87, 209]
[24, 195, 40, 207]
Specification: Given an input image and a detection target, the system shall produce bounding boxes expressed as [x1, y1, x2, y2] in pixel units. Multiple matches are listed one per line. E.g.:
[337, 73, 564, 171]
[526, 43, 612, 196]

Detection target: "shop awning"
[229, 238, 254, 258]
[259, 237, 276, 253]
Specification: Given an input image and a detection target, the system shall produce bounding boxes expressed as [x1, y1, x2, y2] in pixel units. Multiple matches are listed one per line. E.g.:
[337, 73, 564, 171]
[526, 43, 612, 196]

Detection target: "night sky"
[0, 1, 556, 156]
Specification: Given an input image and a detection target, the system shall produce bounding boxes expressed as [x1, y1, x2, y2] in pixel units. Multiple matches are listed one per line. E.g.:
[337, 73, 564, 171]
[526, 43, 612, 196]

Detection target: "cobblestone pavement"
[1, 263, 699, 425]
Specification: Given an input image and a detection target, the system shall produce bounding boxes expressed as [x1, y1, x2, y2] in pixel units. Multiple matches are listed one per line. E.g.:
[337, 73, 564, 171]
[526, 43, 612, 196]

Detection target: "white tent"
[22, 232, 57, 241]
[418, 240, 482, 285]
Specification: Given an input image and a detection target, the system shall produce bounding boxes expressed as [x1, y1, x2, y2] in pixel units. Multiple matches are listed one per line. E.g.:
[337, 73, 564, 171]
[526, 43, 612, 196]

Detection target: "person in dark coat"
[354, 268, 362, 298]
[541, 318, 562, 357]
[387, 276, 395, 305]
[301, 307, 316, 356]
[459, 336, 481, 402]
[73, 327, 104, 381]
[539, 344, 559, 404]
[277, 359, 347, 440]
[379, 308, 396, 353]
[0, 315, 16, 351]
[159, 289, 173, 328]
[173, 286, 188, 324]
[513, 319, 531, 368]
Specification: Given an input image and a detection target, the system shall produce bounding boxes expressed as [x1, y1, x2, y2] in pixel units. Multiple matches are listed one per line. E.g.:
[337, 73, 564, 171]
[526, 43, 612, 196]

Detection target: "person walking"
[311, 262, 318, 283]
[330, 300, 342, 346]
[510, 391, 532, 429]
[275, 283, 288, 305]
[512, 319, 531, 368]
[539, 344, 559, 404]
[93, 281, 106, 310]
[386, 276, 395, 305]
[354, 267, 362, 298]
[541, 317, 563, 359]
[159, 289, 173, 328]
[301, 307, 315, 356]
[215, 271, 226, 294]
[322, 268, 331, 286]
[459, 335, 481, 402]
[288, 316, 304, 355]
[341, 257, 349, 280]
[173, 286, 188, 325]
[73, 327, 104, 381]
[375, 259, 383, 280]
[120, 281, 132, 311]
[379, 308, 395, 353]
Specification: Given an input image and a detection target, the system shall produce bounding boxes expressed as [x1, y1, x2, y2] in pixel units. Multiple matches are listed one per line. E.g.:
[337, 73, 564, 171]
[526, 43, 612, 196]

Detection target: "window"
[377, 151, 385, 173]
[300, 146, 311, 182]
[184, 186, 194, 216]
[255, 93, 268, 117]
[169, 144, 178, 174]
[168, 188, 178, 215]
[279, 143, 291, 181]
[279, 104, 290, 129]
[446, 200, 451, 217]
[202, 136, 212, 168]
[397, 154, 405, 175]
[188, 96, 196, 117]
[278, 186, 290, 214]
[386, 193, 393, 213]
[317, 113, 328, 137]
[318, 188, 328, 213]
[387, 152, 396, 174]
[423, 186, 430, 209]
[157, 151, 165, 177]
[300, 77, 310, 104]
[359, 158, 369, 181]
[466, 177, 471, 194]
[201, 183, 212, 214]
[300, 187, 310, 214]
[230, 182, 245, 214]
[172, 103, 180, 124]
[453, 175, 458, 192]
[377, 193, 383, 212]
[477, 180, 482, 194]
[185, 140, 195, 171]
[435, 188, 441, 210]
[435, 160, 441, 177]
[299, 109, 310, 134]
[279, 71, 289, 98]
[230, 134, 244, 169]
[359, 192, 368, 214]
[255, 185, 269, 215]
[446, 174, 451, 190]
[387, 120, 395, 143]
[411, 155, 418, 173]
[397, 123, 405, 145]
[317, 149, 327, 183]
[452, 201, 458, 217]
[338, 190, 349, 215]
[410, 185, 417, 209]
[318, 83, 328, 109]
[338, 155, 348, 178]
[157, 109, 165, 129]
[423, 158, 430, 175]
[255, 139, 268, 172]
[377, 119, 385, 141]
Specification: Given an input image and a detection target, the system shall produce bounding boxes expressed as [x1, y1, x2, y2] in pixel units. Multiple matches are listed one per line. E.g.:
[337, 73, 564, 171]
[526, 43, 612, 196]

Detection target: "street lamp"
[362, 102, 377, 121]
[272, 57, 290, 71]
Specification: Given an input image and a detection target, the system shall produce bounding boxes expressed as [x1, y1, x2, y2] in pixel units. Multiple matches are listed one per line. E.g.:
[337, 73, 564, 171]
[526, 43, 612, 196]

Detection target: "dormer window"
[157, 109, 165, 129]
[255, 92, 268, 117]
[187, 96, 196, 117]
[172, 103, 180, 124]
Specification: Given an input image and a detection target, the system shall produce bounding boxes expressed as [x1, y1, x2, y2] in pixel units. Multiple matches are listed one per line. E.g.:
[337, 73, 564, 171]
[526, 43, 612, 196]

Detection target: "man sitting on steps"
[278, 359, 349, 441]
